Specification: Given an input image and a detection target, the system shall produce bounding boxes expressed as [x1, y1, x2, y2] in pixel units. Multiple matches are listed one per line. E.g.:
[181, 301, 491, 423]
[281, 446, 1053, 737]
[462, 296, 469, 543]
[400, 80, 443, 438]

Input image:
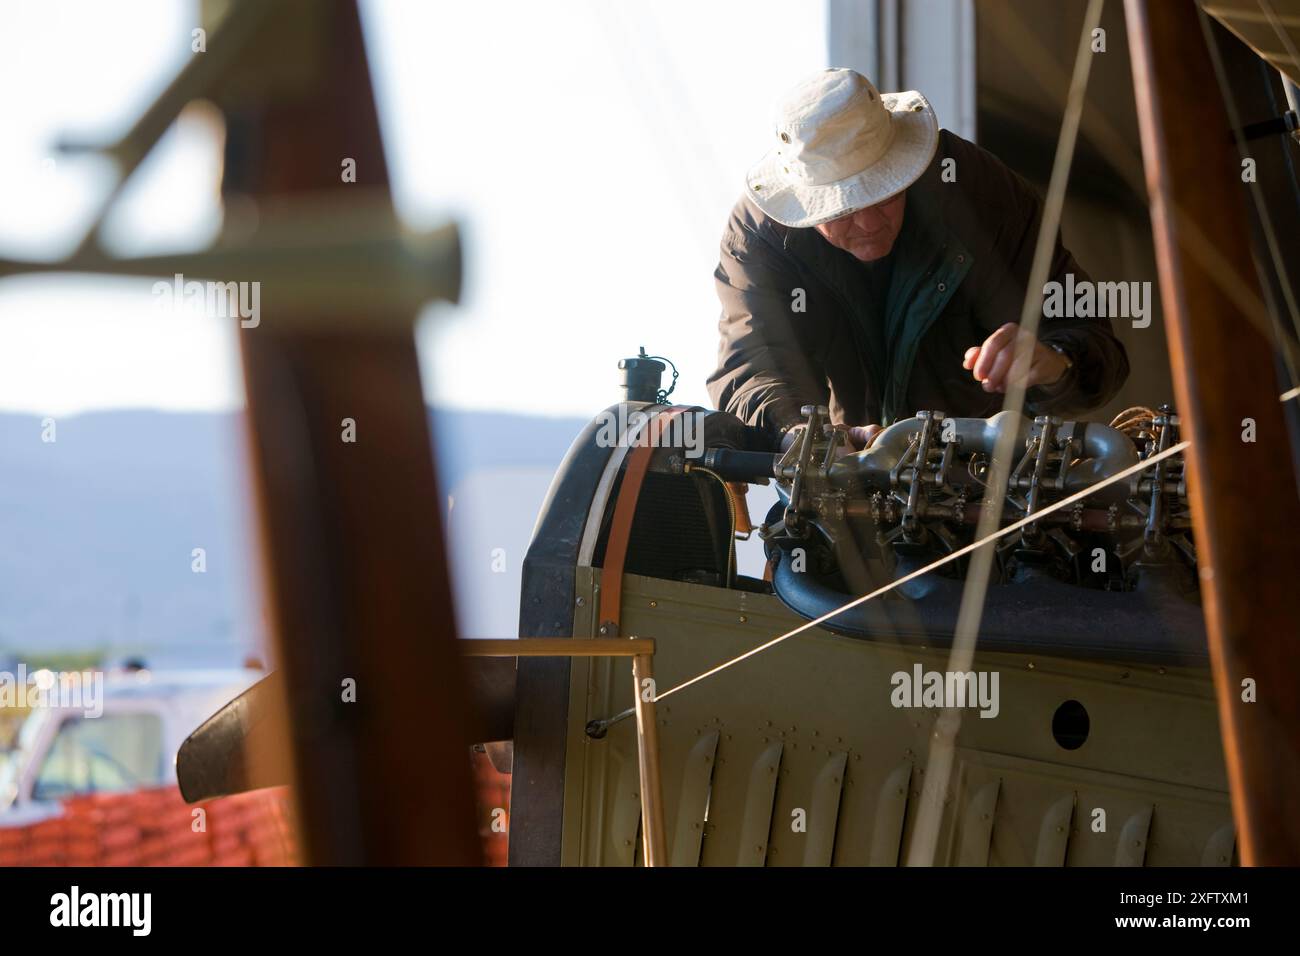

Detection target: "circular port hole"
[1052, 699, 1090, 750]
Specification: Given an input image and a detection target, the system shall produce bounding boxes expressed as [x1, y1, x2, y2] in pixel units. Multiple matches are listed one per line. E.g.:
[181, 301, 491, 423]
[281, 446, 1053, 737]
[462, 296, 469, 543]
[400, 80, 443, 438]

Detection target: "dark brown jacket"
[707, 130, 1130, 443]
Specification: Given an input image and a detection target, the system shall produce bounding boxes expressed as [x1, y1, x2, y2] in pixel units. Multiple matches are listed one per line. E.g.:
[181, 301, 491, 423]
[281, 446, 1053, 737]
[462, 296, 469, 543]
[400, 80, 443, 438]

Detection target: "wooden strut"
[229, 1, 481, 864]
[1125, 0, 1300, 864]
[460, 638, 655, 657]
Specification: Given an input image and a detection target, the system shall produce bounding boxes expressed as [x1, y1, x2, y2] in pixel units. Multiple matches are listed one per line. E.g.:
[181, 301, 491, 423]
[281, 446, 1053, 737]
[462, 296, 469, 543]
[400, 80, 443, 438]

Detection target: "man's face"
[814, 192, 906, 262]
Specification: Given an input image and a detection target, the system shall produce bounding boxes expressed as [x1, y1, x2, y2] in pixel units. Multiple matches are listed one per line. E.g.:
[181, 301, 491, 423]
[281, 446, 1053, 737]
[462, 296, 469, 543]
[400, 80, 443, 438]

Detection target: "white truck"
[0, 666, 261, 826]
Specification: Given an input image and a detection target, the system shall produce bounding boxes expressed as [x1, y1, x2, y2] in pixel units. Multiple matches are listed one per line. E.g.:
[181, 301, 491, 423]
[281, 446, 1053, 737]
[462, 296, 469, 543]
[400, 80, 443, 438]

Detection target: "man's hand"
[846, 424, 883, 450]
[962, 322, 1069, 394]
[833, 425, 882, 458]
[782, 423, 883, 457]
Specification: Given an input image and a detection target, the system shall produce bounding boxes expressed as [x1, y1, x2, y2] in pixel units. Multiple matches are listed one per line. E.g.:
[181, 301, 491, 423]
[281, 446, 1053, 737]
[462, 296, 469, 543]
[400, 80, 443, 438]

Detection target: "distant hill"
[0, 407, 587, 667]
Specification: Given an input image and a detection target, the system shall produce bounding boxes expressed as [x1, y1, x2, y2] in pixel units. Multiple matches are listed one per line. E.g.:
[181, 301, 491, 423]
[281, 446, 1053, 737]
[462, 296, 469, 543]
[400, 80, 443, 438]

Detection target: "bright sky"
[0, 0, 829, 418]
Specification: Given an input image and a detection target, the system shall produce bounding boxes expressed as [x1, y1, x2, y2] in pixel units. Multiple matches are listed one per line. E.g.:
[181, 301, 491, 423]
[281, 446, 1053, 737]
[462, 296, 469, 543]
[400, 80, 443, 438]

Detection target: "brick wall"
[0, 786, 296, 867]
[472, 749, 510, 866]
[1, 754, 512, 866]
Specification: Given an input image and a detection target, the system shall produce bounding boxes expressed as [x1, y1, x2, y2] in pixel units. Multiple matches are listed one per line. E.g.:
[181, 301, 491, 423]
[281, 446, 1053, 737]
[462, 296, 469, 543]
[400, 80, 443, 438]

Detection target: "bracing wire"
[1195, 0, 1300, 389]
[903, 0, 1108, 866]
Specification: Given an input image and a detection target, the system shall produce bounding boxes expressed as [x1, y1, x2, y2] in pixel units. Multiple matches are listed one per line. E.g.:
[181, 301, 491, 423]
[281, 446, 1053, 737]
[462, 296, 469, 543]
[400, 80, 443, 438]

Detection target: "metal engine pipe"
[831, 410, 1029, 491]
[831, 410, 1140, 502]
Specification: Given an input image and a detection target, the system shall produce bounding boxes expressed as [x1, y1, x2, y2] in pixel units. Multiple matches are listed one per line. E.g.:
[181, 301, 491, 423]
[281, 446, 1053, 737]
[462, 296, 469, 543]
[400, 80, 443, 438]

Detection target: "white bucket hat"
[746, 68, 939, 228]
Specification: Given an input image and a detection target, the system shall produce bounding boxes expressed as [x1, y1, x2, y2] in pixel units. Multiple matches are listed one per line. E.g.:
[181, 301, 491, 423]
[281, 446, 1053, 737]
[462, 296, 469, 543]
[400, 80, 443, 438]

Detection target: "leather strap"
[597, 406, 692, 636]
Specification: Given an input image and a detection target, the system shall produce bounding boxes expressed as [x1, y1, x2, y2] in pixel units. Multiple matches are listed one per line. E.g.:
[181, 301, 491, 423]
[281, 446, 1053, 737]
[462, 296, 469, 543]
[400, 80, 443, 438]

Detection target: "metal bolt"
[575, 596, 585, 607]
